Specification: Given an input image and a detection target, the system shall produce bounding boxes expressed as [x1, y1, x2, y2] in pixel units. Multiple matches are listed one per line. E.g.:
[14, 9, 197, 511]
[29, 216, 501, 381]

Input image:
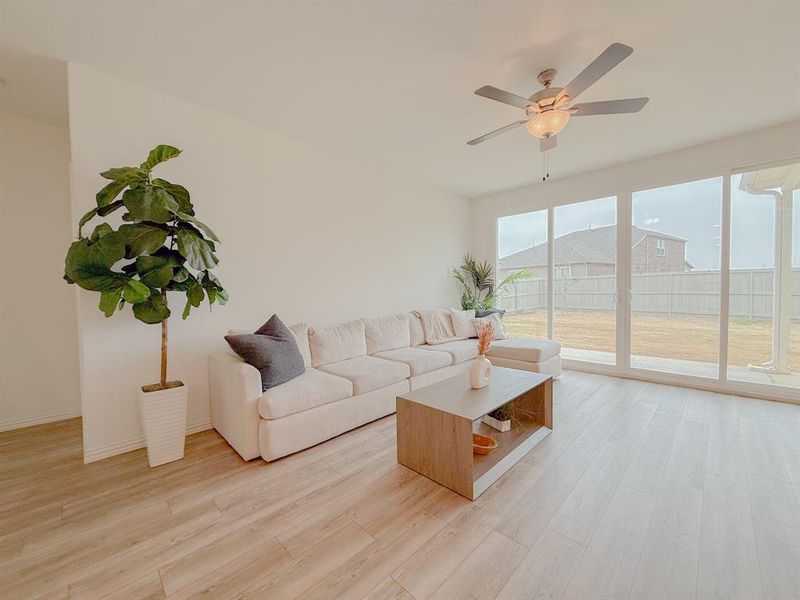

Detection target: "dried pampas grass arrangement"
[476, 321, 495, 356]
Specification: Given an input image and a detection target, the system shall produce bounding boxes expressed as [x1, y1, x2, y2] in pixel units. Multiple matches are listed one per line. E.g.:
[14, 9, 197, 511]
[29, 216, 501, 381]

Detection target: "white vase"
[470, 355, 492, 389]
[138, 383, 188, 467]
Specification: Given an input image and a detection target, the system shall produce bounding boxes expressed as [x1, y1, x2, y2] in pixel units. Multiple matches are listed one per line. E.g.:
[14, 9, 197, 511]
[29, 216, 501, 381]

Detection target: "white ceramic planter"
[470, 355, 492, 389]
[138, 383, 188, 467]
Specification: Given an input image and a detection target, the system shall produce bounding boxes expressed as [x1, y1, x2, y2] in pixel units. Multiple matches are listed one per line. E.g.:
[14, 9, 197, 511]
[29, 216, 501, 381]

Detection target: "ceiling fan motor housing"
[529, 86, 563, 110]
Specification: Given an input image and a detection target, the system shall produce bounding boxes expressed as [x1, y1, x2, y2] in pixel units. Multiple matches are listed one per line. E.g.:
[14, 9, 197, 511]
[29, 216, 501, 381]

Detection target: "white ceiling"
[1, 1, 798, 198]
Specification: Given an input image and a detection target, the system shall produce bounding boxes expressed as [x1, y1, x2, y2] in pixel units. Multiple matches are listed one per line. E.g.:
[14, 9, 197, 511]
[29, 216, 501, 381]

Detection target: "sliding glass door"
[728, 164, 799, 389]
[496, 209, 548, 339]
[552, 196, 617, 364]
[630, 178, 722, 378]
[494, 161, 798, 397]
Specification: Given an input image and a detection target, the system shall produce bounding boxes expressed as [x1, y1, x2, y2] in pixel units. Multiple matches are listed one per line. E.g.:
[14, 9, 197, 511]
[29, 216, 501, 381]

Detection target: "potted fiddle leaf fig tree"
[64, 145, 227, 467]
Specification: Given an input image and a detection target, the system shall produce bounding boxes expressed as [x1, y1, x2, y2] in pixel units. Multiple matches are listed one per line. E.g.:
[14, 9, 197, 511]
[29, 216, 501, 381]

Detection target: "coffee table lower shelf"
[472, 419, 551, 498]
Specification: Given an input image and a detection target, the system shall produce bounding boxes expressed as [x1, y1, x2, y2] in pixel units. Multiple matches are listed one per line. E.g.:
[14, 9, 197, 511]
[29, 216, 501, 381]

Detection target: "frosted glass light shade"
[526, 110, 570, 138]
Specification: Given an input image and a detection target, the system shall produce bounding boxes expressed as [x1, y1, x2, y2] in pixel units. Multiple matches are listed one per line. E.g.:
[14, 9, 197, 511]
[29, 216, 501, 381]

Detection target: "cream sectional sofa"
[209, 312, 560, 462]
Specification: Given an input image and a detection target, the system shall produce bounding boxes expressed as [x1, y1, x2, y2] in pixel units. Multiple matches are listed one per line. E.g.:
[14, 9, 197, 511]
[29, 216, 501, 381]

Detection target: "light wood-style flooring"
[2, 371, 799, 600]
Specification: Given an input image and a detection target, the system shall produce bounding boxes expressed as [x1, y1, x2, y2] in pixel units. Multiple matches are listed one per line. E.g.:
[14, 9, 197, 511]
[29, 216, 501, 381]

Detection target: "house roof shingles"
[498, 225, 685, 270]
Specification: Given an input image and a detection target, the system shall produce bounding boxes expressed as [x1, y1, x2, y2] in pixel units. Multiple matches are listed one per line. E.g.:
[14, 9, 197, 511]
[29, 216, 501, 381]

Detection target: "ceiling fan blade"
[540, 136, 557, 152]
[474, 85, 532, 109]
[570, 97, 649, 116]
[556, 43, 633, 104]
[467, 120, 528, 145]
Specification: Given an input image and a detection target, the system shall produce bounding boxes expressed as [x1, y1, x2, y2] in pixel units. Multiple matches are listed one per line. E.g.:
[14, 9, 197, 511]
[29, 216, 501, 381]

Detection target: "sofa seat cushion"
[418, 340, 478, 364]
[373, 346, 452, 376]
[317, 355, 410, 395]
[258, 368, 353, 420]
[486, 338, 561, 363]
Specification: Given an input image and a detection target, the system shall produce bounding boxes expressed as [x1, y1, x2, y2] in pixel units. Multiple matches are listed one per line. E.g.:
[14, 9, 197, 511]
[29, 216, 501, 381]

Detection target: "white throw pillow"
[471, 313, 507, 341]
[308, 319, 367, 367]
[365, 314, 411, 354]
[449, 308, 476, 338]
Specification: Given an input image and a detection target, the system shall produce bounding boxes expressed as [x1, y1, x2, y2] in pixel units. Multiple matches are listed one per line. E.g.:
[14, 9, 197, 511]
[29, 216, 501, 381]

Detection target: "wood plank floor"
[2, 371, 799, 600]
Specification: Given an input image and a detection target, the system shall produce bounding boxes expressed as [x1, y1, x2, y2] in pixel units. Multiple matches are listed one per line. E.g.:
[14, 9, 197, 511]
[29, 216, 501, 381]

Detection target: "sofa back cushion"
[309, 319, 367, 367]
[408, 312, 426, 346]
[289, 323, 312, 368]
[365, 314, 410, 354]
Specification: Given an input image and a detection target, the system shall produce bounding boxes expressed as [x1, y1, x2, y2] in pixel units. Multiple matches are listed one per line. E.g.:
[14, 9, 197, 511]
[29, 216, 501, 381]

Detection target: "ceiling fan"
[467, 43, 649, 152]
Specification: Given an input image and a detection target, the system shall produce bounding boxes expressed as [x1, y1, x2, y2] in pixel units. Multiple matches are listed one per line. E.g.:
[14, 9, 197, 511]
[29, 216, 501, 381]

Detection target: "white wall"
[67, 64, 471, 462]
[473, 121, 800, 261]
[0, 111, 82, 430]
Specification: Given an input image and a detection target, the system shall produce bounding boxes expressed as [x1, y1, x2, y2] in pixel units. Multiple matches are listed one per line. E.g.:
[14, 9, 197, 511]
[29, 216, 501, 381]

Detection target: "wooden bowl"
[472, 433, 498, 455]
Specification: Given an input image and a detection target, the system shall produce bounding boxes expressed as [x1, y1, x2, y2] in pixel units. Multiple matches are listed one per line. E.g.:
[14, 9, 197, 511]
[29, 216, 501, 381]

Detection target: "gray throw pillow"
[225, 315, 305, 391]
[475, 309, 506, 319]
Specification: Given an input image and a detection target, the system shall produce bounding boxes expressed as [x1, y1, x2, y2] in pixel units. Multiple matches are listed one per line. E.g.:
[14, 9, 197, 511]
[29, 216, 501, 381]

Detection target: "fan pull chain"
[542, 150, 550, 182]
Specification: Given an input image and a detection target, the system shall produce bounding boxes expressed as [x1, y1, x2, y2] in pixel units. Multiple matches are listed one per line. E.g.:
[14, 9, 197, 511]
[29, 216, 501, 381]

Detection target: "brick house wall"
[632, 235, 686, 274]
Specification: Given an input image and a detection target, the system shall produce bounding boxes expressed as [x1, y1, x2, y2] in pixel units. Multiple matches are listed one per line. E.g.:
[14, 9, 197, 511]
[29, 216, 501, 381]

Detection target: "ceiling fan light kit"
[526, 109, 570, 138]
[468, 42, 649, 180]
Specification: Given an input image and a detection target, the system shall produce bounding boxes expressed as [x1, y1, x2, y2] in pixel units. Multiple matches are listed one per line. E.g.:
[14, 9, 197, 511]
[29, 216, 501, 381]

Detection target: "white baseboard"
[0, 409, 82, 432]
[82, 420, 212, 464]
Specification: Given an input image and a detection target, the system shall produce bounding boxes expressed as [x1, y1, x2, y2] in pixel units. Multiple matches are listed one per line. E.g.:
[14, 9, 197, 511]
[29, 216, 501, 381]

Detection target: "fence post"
[748, 269, 754, 320]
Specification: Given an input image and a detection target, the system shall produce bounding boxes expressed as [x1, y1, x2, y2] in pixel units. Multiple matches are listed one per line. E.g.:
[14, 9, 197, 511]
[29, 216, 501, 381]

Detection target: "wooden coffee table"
[396, 367, 553, 500]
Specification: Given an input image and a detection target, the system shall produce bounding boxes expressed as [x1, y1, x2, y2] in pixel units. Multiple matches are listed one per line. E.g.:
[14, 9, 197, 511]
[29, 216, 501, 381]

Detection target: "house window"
[655, 239, 666, 256]
[554, 265, 572, 279]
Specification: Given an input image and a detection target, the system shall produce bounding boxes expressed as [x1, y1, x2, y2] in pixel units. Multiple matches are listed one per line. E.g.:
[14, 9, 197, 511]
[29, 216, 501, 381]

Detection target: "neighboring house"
[498, 225, 690, 279]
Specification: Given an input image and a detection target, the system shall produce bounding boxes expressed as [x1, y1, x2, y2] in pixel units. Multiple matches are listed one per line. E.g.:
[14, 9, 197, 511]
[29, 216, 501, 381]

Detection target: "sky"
[498, 175, 800, 270]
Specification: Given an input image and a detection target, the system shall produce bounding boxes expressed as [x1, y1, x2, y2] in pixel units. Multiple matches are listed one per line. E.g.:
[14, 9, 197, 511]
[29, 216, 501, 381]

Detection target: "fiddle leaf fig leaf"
[78, 208, 97, 238]
[119, 223, 167, 258]
[140, 145, 181, 171]
[152, 179, 192, 214]
[135, 256, 173, 288]
[176, 212, 219, 242]
[90, 223, 113, 241]
[132, 292, 170, 324]
[188, 283, 204, 307]
[122, 279, 151, 304]
[99, 288, 123, 317]
[176, 228, 218, 270]
[64, 234, 126, 292]
[100, 166, 147, 183]
[96, 179, 129, 207]
[122, 186, 178, 223]
[171, 266, 190, 283]
[205, 287, 217, 306]
[168, 271, 197, 292]
[216, 289, 229, 305]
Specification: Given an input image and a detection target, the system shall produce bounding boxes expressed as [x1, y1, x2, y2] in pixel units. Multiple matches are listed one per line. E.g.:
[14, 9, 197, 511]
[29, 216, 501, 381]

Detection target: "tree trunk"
[160, 289, 168, 389]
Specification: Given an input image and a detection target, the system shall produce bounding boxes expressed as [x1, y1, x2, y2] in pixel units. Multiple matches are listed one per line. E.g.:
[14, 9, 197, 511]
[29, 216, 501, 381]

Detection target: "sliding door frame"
[493, 155, 799, 404]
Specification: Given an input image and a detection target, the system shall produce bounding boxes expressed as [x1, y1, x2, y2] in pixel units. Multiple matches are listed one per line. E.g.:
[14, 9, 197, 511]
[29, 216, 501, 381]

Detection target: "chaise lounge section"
[209, 310, 560, 461]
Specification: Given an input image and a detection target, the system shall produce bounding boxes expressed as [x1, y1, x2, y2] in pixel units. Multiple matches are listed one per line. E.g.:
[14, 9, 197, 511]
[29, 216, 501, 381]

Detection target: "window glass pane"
[728, 165, 799, 388]
[497, 210, 548, 339]
[631, 177, 722, 377]
[553, 196, 617, 364]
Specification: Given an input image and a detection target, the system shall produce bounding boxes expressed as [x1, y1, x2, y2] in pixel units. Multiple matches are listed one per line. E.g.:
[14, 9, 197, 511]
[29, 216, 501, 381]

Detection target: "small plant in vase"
[470, 321, 495, 390]
[63, 145, 227, 467]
